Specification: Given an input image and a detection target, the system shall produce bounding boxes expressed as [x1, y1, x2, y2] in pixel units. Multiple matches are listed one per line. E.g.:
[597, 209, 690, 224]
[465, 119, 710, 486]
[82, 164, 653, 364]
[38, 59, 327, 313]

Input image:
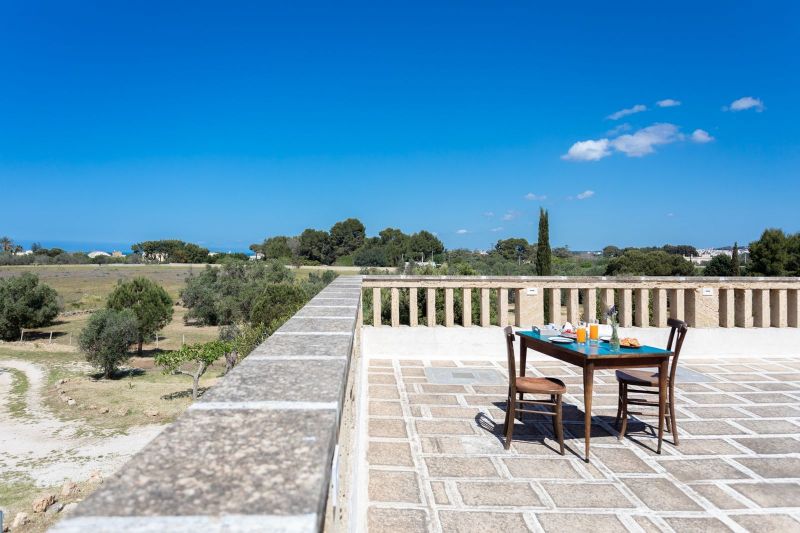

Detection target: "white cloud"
[607, 104, 647, 120]
[606, 123, 632, 137]
[490, 227, 504, 232]
[483, 211, 494, 218]
[524, 192, 547, 201]
[610, 123, 683, 157]
[561, 138, 612, 161]
[691, 129, 714, 143]
[576, 190, 595, 200]
[726, 96, 765, 112]
[456, 229, 469, 234]
[502, 210, 521, 221]
[656, 99, 681, 107]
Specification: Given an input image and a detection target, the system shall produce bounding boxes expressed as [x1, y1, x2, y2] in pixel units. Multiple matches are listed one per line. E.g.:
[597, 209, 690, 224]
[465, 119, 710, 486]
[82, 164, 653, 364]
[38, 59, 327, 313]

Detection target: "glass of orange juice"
[589, 323, 599, 342]
[577, 326, 587, 343]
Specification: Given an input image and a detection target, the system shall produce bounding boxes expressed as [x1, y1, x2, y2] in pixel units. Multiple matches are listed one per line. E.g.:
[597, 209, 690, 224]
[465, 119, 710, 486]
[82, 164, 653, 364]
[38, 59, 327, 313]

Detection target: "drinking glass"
[577, 326, 587, 343]
[589, 323, 599, 341]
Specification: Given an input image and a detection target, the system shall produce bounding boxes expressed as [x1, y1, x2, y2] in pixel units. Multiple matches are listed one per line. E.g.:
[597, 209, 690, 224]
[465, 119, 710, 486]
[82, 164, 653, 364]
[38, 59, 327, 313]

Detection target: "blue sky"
[1, 1, 798, 252]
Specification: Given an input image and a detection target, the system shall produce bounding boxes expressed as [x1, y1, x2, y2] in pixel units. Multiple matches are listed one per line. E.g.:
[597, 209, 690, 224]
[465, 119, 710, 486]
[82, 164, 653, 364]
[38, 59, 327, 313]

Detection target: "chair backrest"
[665, 318, 689, 384]
[503, 326, 517, 392]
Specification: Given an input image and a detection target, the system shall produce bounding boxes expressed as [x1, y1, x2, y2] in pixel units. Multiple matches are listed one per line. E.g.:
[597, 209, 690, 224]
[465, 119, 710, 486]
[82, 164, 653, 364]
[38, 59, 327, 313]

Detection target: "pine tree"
[731, 242, 740, 276]
[536, 208, 552, 276]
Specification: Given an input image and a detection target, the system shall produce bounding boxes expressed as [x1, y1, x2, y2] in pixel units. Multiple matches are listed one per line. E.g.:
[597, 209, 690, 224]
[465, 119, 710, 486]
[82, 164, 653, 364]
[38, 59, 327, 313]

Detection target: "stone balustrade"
[361, 276, 800, 329]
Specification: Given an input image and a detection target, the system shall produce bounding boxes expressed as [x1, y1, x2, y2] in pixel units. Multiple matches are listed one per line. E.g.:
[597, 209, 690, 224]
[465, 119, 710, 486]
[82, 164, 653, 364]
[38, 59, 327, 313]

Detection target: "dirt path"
[0, 359, 165, 487]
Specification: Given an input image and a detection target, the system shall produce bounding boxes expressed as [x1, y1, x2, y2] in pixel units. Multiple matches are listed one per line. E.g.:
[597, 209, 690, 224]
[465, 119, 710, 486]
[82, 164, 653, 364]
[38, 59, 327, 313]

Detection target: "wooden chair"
[503, 326, 566, 453]
[615, 318, 688, 444]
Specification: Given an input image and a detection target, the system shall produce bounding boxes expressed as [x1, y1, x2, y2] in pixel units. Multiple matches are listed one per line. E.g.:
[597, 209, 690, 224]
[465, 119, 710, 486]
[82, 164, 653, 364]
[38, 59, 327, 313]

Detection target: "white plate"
[549, 336, 574, 344]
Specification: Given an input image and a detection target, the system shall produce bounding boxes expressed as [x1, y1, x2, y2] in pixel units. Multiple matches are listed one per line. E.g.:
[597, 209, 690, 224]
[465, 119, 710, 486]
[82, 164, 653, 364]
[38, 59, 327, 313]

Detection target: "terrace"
[51, 275, 800, 532]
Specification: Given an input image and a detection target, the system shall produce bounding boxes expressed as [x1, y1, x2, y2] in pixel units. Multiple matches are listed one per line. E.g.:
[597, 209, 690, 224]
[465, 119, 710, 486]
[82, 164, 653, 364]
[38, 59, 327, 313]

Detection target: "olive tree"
[0, 273, 60, 341]
[155, 340, 230, 399]
[106, 277, 173, 354]
[79, 309, 139, 378]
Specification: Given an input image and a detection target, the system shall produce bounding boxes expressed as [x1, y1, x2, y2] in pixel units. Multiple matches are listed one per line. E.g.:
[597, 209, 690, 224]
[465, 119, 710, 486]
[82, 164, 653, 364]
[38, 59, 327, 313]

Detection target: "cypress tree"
[536, 208, 552, 276]
[731, 242, 740, 276]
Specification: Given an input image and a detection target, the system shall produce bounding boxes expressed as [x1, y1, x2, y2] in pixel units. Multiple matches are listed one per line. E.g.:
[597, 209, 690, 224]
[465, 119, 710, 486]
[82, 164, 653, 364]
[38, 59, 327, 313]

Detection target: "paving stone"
[664, 517, 734, 532]
[735, 457, 800, 478]
[408, 394, 460, 405]
[503, 458, 582, 479]
[369, 401, 403, 416]
[400, 360, 425, 367]
[690, 484, 748, 510]
[430, 481, 449, 504]
[679, 420, 747, 436]
[536, 513, 627, 533]
[672, 438, 743, 455]
[686, 407, 751, 419]
[472, 385, 508, 394]
[728, 482, 800, 507]
[409, 405, 424, 417]
[370, 385, 400, 399]
[368, 470, 421, 503]
[428, 406, 483, 418]
[740, 405, 800, 418]
[733, 419, 800, 434]
[768, 372, 800, 382]
[415, 420, 476, 436]
[542, 482, 634, 509]
[622, 477, 702, 511]
[439, 511, 531, 532]
[401, 367, 426, 376]
[368, 441, 414, 467]
[632, 516, 663, 533]
[457, 481, 543, 507]
[733, 514, 800, 531]
[564, 423, 619, 443]
[658, 459, 751, 482]
[733, 436, 800, 455]
[589, 447, 656, 473]
[430, 360, 458, 367]
[419, 384, 468, 393]
[747, 381, 800, 392]
[426, 457, 499, 478]
[711, 382, 758, 393]
[677, 383, 715, 393]
[683, 393, 741, 405]
[369, 418, 408, 438]
[367, 507, 428, 533]
[369, 359, 393, 367]
[421, 436, 503, 454]
[368, 373, 398, 384]
[738, 392, 797, 403]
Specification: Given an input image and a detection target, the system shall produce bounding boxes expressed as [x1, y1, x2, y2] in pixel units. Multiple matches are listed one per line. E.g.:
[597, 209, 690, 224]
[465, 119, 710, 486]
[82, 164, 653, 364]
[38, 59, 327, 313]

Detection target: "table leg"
[519, 339, 527, 377]
[583, 362, 594, 462]
[657, 359, 667, 454]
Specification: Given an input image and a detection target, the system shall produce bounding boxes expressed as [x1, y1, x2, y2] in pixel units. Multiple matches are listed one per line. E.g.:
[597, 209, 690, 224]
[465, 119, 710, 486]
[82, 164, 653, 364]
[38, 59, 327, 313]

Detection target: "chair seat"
[615, 369, 669, 387]
[516, 376, 566, 394]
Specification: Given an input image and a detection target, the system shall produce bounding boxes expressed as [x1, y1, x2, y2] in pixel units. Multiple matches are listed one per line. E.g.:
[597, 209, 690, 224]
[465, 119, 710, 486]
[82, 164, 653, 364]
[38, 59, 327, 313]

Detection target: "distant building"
[13, 250, 33, 256]
[88, 251, 111, 259]
[111, 250, 124, 257]
[684, 248, 750, 265]
[249, 252, 264, 261]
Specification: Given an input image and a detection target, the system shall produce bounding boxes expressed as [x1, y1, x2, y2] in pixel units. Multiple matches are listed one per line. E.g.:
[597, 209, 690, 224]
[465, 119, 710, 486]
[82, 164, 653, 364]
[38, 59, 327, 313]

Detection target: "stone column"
[770, 289, 787, 328]
[582, 288, 597, 323]
[515, 288, 544, 327]
[409, 287, 418, 327]
[426, 288, 436, 327]
[390, 288, 400, 327]
[719, 289, 735, 328]
[444, 288, 454, 327]
[497, 288, 509, 327]
[480, 288, 490, 327]
[372, 287, 381, 327]
[789, 289, 800, 328]
[619, 289, 633, 327]
[599, 288, 614, 323]
[652, 289, 668, 327]
[686, 288, 719, 328]
[462, 288, 472, 327]
[566, 288, 579, 324]
[634, 289, 649, 327]
[548, 288, 562, 325]
[735, 288, 752, 328]
[752, 289, 770, 328]
[668, 288, 685, 321]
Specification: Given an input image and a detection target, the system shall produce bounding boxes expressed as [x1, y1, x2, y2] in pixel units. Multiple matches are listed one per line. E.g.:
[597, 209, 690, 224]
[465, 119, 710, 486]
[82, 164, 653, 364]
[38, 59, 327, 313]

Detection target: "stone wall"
[51, 276, 363, 533]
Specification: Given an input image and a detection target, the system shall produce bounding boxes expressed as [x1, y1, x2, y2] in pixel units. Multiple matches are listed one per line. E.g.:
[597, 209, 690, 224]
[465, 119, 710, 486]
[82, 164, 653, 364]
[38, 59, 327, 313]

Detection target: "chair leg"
[614, 381, 623, 429]
[669, 385, 679, 445]
[503, 396, 511, 435]
[555, 394, 564, 455]
[618, 384, 629, 439]
[504, 396, 516, 450]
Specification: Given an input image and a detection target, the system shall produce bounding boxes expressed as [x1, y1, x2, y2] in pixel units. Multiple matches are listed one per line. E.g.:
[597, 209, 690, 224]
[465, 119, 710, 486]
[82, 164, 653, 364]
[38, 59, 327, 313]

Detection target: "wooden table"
[516, 330, 673, 462]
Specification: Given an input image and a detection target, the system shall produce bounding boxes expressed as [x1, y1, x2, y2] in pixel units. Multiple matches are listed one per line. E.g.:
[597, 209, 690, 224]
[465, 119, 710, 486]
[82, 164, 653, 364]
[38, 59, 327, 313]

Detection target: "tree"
[250, 283, 308, 330]
[536, 208, 552, 276]
[298, 229, 333, 264]
[731, 242, 741, 276]
[0, 273, 60, 341]
[704, 254, 734, 276]
[494, 238, 533, 262]
[0, 236, 14, 253]
[261, 236, 293, 260]
[406, 231, 444, 260]
[662, 244, 698, 257]
[353, 245, 389, 266]
[330, 218, 366, 258]
[605, 250, 695, 276]
[602, 245, 622, 258]
[156, 340, 230, 399]
[79, 309, 139, 378]
[106, 277, 173, 354]
[749, 229, 789, 276]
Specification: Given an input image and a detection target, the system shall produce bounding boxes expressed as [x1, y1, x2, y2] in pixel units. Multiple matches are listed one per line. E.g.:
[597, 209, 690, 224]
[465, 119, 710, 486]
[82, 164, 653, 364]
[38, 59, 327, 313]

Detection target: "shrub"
[0, 273, 60, 340]
[79, 309, 139, 378]
[250, 284, 308, 331]
[107, 277, 173, 354]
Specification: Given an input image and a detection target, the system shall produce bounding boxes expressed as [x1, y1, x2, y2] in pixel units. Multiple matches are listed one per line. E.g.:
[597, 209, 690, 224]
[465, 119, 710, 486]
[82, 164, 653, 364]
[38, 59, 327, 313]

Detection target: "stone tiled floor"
[365, 356, 800, 532]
